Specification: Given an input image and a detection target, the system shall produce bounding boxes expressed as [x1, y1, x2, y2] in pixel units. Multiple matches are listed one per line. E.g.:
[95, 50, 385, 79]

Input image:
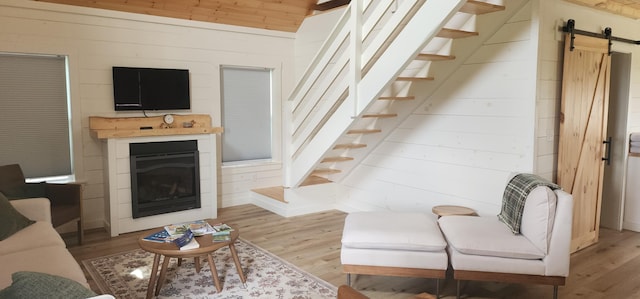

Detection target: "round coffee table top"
[432, 205, 477, 217]
[138, 222, 239, 258]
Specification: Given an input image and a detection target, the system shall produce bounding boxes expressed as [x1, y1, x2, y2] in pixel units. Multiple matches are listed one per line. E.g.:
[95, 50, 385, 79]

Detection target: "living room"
[2, 0, 640, 297]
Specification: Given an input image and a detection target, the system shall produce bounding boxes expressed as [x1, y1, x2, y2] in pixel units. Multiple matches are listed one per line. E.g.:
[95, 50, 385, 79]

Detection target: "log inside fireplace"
[129, 140, 201, 218]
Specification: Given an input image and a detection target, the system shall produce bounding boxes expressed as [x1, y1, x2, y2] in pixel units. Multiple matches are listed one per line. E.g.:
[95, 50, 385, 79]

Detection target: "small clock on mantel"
[163, 114, 174, 126]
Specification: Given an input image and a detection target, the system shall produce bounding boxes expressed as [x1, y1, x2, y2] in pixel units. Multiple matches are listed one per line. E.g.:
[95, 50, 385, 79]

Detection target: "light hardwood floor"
[66, 204, 640, 298]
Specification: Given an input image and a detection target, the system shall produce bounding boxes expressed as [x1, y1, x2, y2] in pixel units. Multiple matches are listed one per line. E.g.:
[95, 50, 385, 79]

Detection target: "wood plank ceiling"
[35, 0, 325, 32]
[34, 0, 640, 32]
[566, 0, 640, 19]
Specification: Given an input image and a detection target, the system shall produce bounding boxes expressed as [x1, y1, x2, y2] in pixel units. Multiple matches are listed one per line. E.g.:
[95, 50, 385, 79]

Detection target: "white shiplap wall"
[336, 0, 640, 219]
[218, 9, 345, 208]
[337, 4, 539, 216]
[0, 0, 295, 230]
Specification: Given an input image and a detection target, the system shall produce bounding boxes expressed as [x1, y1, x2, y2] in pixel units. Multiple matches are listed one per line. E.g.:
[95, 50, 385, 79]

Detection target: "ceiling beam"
[314, 0, 350, 11]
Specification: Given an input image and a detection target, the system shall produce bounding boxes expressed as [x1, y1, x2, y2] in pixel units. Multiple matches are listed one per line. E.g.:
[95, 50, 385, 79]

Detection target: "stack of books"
[211, 223, 234, 242]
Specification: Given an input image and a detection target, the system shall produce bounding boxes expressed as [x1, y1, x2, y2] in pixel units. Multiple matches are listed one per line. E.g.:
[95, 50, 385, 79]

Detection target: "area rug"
[82, 238, 337, 299]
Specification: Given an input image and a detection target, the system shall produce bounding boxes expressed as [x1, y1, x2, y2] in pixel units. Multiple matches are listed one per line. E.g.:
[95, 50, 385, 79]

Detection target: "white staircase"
[253, 0, 528, 216]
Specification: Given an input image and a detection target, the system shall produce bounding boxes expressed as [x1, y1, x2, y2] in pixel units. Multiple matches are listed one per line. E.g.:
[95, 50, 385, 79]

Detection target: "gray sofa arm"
[9, 197, 52, 223]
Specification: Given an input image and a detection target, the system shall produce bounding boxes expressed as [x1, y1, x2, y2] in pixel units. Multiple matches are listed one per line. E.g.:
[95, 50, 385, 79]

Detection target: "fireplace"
[129, 140, 200, 218]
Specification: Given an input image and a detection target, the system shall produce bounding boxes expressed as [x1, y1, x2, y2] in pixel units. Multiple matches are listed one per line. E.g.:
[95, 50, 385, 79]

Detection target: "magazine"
[165, 220, 215, 237]
[142, 230, 173, 243]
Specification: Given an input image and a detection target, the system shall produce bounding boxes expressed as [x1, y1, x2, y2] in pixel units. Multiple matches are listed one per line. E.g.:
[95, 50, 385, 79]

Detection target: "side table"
[138, 222, 246, 298]
[432, 205, 477, 218]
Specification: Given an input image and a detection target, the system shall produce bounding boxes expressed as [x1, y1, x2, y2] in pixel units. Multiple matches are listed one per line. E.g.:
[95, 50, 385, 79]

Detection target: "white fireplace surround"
[101, 134, 217, 237]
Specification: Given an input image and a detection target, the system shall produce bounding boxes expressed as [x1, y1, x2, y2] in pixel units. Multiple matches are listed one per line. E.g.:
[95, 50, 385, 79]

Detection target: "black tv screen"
[113, 67, 191, 111]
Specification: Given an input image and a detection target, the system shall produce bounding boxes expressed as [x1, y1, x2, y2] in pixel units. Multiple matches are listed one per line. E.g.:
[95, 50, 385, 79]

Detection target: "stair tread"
[312, 168, 342, 174]
[415, 53, 456, 61]
[362, 113, 398, 118]
[322, 156, 355, 163]
[252, 186, 287, 203]
[300, 175, 333, 186]
[334, 143, 367, 149]
[347, 129, 382, 134]
[438, 28, 479, 39]
[460, 0, 505, 15]
[396, 76, 434, 81]
[378, 96, 415, 100]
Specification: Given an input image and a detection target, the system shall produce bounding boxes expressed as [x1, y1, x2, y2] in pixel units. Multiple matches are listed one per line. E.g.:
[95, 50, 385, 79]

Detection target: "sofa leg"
[456, 280, 461, 299]
[435, 278, 440, 299]
[553, 285, 558, 299]
[346, 273, 351, 286]
[76, 219, 83, 245]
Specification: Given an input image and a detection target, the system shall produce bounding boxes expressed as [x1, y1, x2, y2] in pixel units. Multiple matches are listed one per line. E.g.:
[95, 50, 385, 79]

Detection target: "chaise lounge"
[438, 173, 573, 299]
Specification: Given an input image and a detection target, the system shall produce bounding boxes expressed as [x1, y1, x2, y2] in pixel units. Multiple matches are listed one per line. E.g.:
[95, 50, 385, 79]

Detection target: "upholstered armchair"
[438, 173, 573, 299]
[0, 164, 82, 244]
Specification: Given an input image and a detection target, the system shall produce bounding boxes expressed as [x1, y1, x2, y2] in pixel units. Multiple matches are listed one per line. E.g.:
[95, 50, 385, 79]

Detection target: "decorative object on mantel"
[82, 238, 337, 299]
[89, 114, 223, 139]
[630, 133, 640, 157]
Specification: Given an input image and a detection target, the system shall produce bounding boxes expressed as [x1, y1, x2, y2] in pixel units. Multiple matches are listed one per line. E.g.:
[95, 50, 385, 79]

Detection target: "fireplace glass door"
[130, 140, 200, 218]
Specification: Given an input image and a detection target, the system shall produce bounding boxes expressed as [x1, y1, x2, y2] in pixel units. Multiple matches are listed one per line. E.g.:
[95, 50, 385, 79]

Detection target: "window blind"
[0, 54, 72, 178]
[221, 67, 272, 163]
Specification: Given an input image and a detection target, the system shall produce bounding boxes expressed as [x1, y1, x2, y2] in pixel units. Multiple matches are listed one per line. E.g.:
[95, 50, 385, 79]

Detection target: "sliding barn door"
[558, 33, 611, 253]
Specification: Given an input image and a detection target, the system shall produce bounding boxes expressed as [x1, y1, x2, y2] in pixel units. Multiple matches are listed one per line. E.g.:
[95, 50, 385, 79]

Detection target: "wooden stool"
[432, 205, 477, 218]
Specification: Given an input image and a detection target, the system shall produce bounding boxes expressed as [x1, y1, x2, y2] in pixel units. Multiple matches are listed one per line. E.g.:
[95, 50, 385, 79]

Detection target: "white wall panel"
[339, 2, 537, 215]
[0, 0, 294, 229]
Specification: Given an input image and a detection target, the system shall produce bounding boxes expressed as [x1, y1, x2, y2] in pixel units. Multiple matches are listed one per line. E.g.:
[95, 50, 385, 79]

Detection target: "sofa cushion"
[342, 212, 446, 252]
[439, 215, 545, 259]
[520, 186, 557, 254]
[0, 193, 35, 241]
[0, 221, 66, 256]
[0, 246, 89, 289]
[0, 271, 96, 299]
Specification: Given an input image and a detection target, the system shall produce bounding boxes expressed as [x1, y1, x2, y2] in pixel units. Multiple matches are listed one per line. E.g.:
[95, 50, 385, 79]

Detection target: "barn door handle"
[602, 137, 612, 165]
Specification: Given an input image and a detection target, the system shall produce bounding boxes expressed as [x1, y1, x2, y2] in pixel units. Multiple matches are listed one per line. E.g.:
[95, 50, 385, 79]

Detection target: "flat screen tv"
[113, 67, 191, 111]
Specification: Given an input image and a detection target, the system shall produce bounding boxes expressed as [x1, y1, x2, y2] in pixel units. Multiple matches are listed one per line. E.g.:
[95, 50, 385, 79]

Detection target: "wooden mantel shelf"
[89, 114, 223, 139]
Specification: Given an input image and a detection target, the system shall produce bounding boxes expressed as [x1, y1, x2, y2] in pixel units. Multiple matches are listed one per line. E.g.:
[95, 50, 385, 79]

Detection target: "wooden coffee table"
[137, 222, 246, 299]
[432, 205, 477, 218]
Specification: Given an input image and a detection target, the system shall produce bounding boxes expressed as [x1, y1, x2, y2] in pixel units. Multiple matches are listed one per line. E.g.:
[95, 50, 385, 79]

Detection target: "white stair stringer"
[251, 183, 339, 217]
[288, 0, 468, 187]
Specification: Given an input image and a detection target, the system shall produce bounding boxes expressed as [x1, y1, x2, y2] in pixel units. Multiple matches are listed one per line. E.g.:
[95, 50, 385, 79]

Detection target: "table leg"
[155, 256, 171, 295]
[229, 243, 246, 285]
[146, 254, 161, 299]
[195, 257, 201, 273]
[206, 253, 222, 292]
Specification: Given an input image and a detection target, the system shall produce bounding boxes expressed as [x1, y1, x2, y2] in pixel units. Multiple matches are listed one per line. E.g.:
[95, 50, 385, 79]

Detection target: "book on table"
[212, 223, 234, 234]
[173, 229, 200, 250]
[212, 234, 231, 242]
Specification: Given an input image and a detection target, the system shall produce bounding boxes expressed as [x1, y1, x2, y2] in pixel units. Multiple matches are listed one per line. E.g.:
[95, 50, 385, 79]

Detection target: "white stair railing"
[286, 0, 467, 187]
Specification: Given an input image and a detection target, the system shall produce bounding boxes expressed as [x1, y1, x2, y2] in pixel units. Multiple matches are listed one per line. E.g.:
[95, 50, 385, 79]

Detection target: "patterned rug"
[82, 238, 337, 299]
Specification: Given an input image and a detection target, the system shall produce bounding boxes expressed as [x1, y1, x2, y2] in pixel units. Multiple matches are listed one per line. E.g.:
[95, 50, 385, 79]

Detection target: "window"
[221, 66, 273, 163]
[0, 53, 72, 179]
